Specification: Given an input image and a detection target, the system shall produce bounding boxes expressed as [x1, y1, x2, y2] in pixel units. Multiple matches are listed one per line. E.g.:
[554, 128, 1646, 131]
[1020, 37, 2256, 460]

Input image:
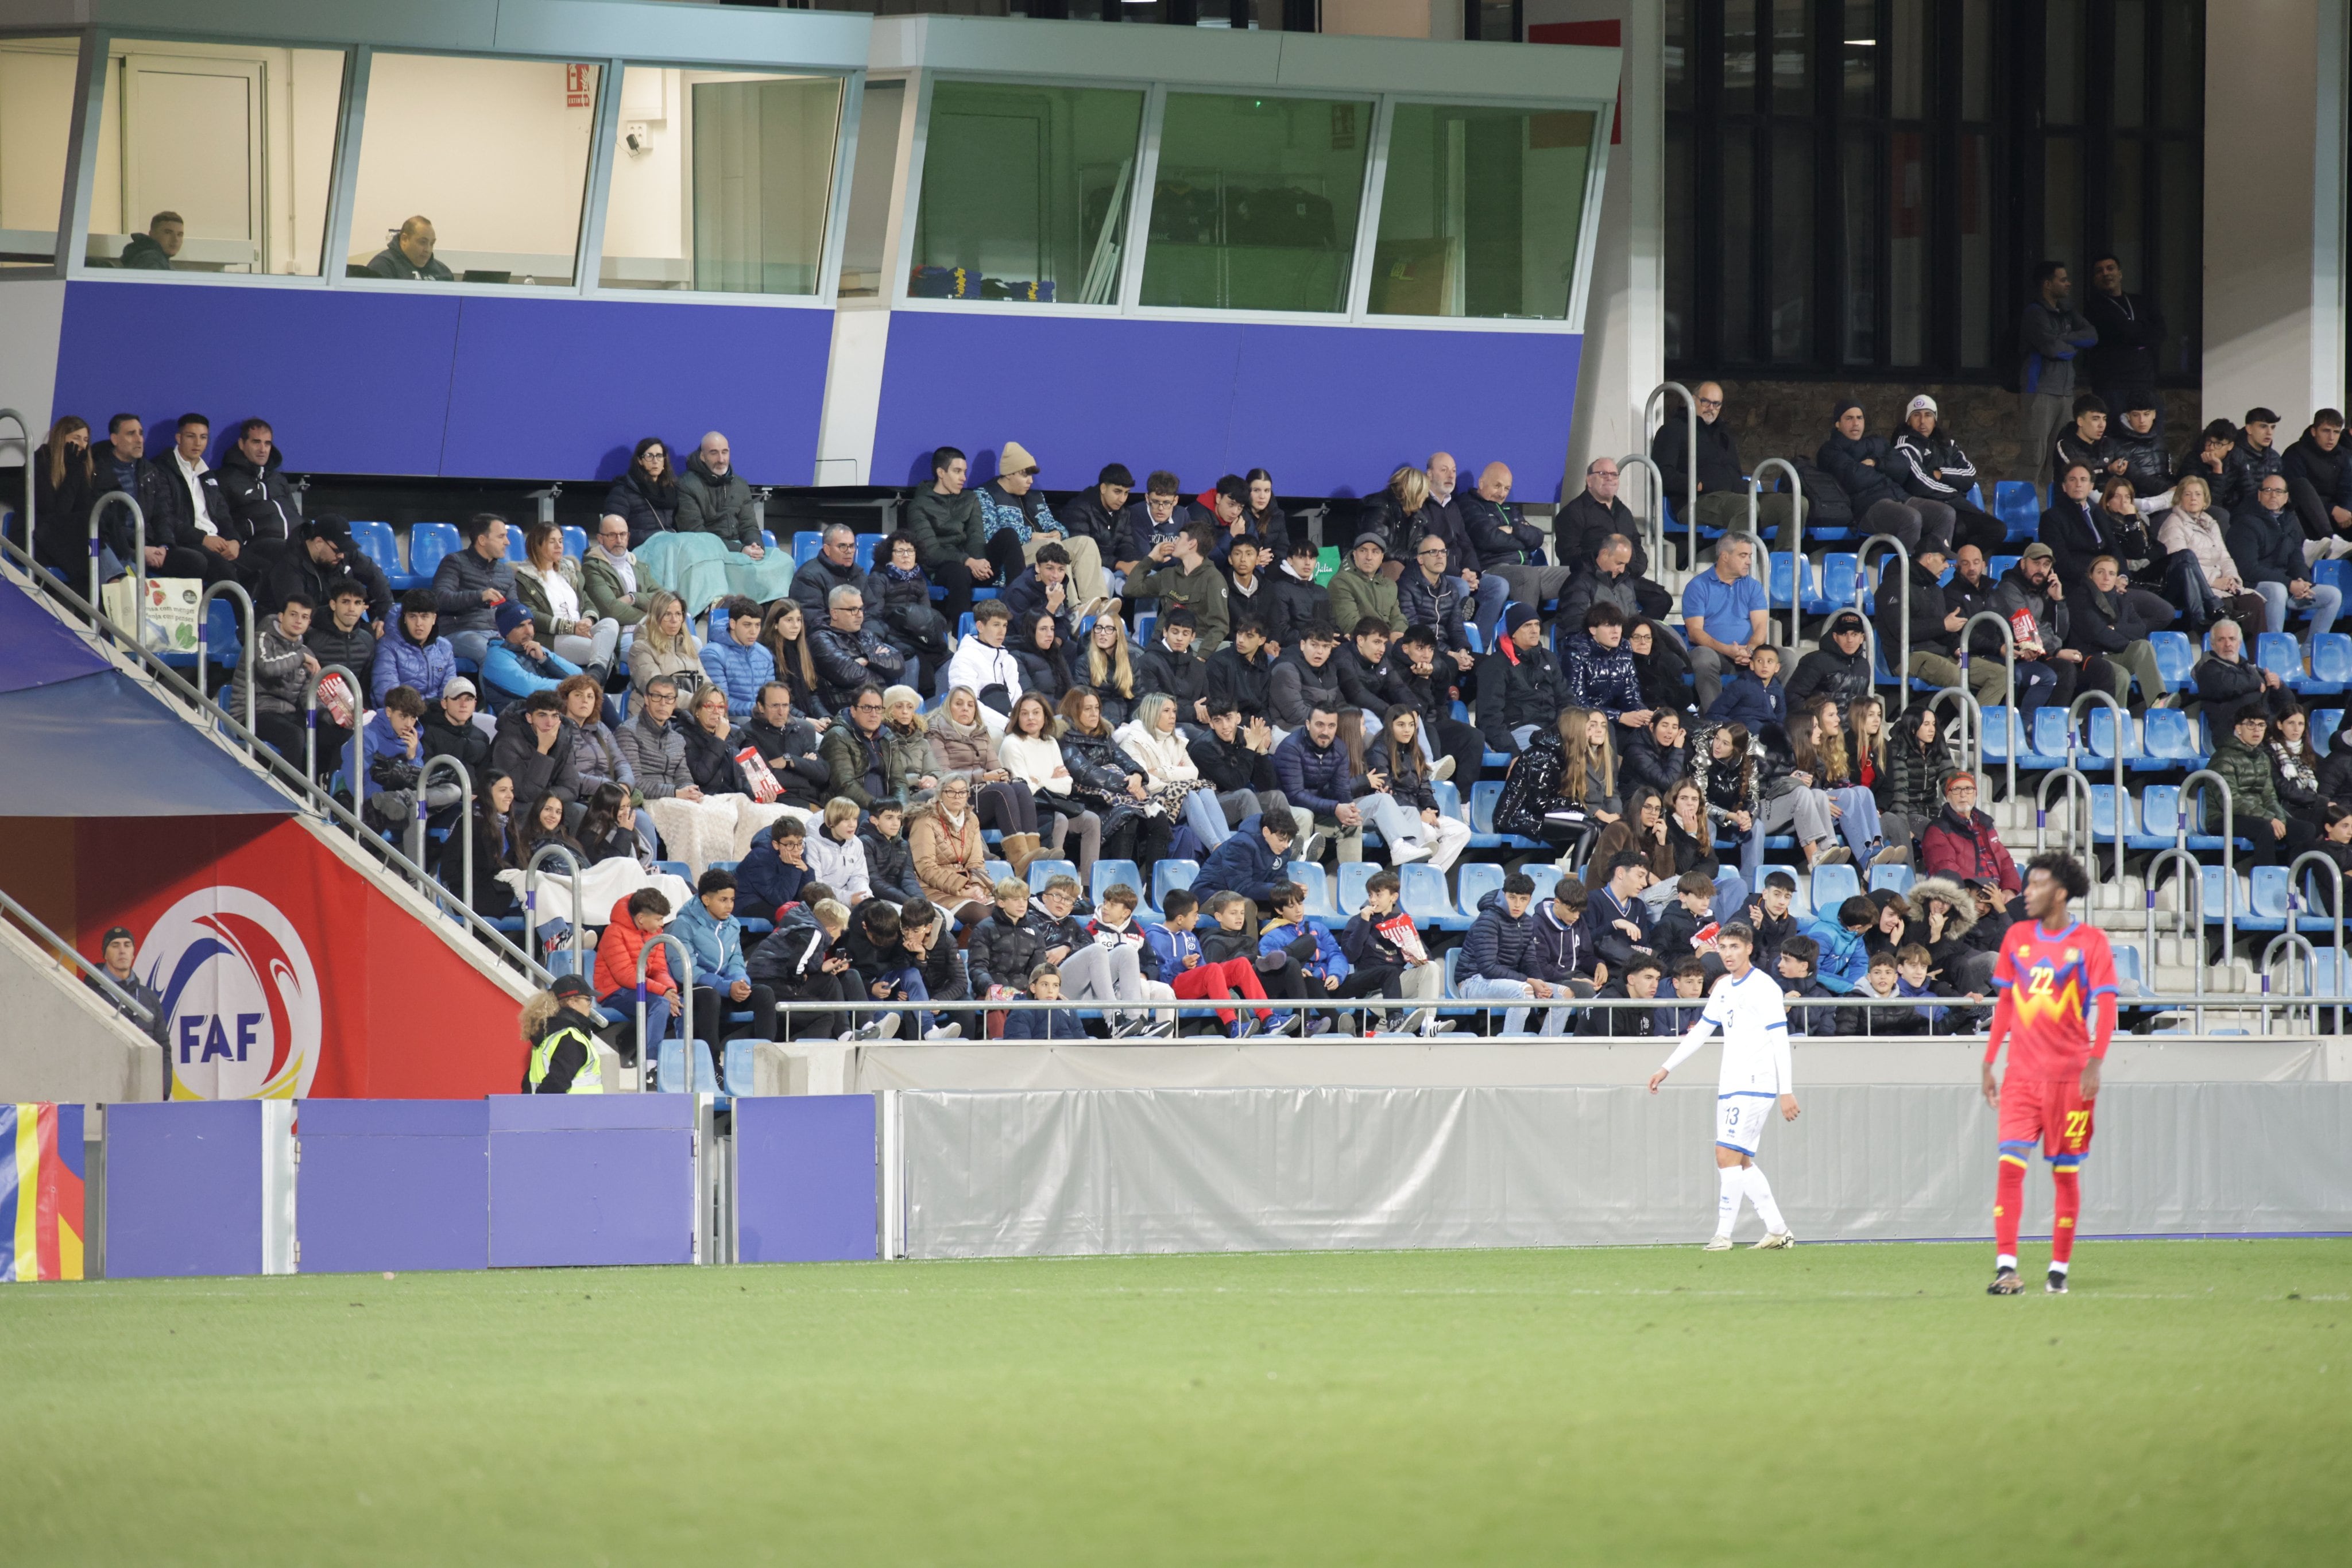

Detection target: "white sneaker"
[852, 1014, 902, 1042]
[1703, 1236, 1735, 1252]
[1751, 1230, 1795, 1250]
[1398, 1006, 1433, 1035]
[1391, 838, 1433, 864]
[1430, 755, 1457, 782]
[923, 1023, 962, 1040]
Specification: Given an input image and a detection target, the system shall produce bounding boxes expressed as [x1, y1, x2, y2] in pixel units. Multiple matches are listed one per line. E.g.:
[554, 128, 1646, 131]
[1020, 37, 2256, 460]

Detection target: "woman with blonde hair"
[1492, 704, 1619, 866]
[519, 974, 604, 1094]
[1372, 463, 1436, 565]
[626, 590, 705, 714]
[804, 796, 872, 904]
[880, 684, 940, 800]
[2158, 472, 2270, 633]
[1082, 614, 1140, 727]
[1789, 695, 1885, 863]
[909, 778, 997, 920]
[1115, 691, 1233, 850]
[998, 690, 1100, 874]
[514, 520, 621, 684]
[927, 684, 1045, 867]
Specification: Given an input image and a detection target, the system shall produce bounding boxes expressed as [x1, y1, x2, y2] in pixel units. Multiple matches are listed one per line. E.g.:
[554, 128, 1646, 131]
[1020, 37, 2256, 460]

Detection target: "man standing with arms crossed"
[1647, 922, 1801, 1250]
[1981, 851, 2114, 1296]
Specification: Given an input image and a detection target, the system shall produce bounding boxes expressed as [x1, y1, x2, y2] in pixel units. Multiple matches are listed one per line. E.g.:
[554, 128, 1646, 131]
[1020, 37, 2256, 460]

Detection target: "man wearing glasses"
[1647, 381, 1796, 547]
[818, 687, 893, 812]
[1398, 535, 1475, 672]
[2230, 476, 2344, 642]
[810, 586, 906, 713]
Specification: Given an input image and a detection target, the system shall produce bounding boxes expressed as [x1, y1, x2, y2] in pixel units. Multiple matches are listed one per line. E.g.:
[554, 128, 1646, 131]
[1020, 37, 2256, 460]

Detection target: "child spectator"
[1528, 876, 1597, 997]
[859, 797, 923, 905]
[1262, 879, 1396, 1036]
[1651, 871, 1722, 964]
[672, 868, 773, 1045]
[1143, 888, 1275, 1038]
[1665, 956, 1711, 1033]
[1027, 873, 1163, 1036]
[1339, 870, 1446, 1035]
[1087, 883, 1179, 1031]
[1802, 895, 1879, 990]
[593, 888, 675, 1063]
[735, 818, 812, 921]
[1774, 934, 1844, 1036]
[1705, 642, 1786, 730]
[1745, 870, 1798, 970]
[746, 894, 886, 1041]
[1205, 888, 1314, 1032]
[807, 796, 874, 904]
[1579, 953, 1666, 1037]
[1895, 942, 1980, 1034]
[1000, 963, 1088, 1041]
[1854, 952, 1926, 1035]
[968, 877, 1044, 998]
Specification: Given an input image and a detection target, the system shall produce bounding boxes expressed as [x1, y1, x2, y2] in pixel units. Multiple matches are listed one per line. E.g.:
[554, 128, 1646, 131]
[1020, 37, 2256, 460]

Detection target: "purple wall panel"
[105, 1101, 262, 1279]
[870, 311, 1583, 500]
[486, 1094, 695, 1268]
[733, 1095, 876, 1264]
[296, 1099, 488, 1275]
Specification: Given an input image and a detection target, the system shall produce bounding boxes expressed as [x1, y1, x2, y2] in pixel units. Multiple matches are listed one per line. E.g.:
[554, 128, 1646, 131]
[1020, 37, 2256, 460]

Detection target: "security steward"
[523, 973, 605, 1094]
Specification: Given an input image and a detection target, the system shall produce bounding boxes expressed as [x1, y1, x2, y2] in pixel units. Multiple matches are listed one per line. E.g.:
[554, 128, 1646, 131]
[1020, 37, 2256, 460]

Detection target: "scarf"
[880, 562, 923, 585]
[589, 542, 638, 595]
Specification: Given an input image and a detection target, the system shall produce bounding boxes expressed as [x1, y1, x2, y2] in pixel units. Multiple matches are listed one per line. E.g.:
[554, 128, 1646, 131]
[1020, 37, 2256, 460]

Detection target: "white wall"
[2202, 0, 2348, 424]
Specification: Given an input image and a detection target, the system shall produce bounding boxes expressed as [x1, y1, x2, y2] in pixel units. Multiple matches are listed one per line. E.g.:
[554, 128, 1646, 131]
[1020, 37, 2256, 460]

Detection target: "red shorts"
[1998, 1077, 2095, 1160]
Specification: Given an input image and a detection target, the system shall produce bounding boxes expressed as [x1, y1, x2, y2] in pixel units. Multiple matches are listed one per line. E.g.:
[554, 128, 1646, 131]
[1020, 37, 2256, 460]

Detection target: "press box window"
[1141, 92, 1372, 315]
[601, 67, 843, 295]
[0, 38, 79, 269]
[82, 39, 347, 276]
[1370, 104, 1595, 320]
[347, 54, 598, 287]
[910, 81, 1145, 305]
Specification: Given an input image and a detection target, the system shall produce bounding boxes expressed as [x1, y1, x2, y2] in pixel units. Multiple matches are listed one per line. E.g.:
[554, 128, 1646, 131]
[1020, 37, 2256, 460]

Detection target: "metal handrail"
[305, 664, 366, 818]
[2176, 766, 2236, 968]
[522, 842, 587, 967]
[0, 406, 31, 557]
[2144, 843, 2208, 1029]
[1854, 532, 1913, 710]
[1955, 610, 2019, 799]
[2035, 765, 2096, 916]
[2258, 931, 2320, 1034]
[87, 491, 146, 631]
[1921, 685, 1984, 784]
[2283, 849, 2347, 1001]
[411, 754, 475, 908]
[196, 579, 256, 734]
[2065, 688, 2130, 892]
[1615, 452, 1668, 576]
[0, 532, 548, 985]
[0, 885, 156, 1027]
[635, 931, 697, 1093]
[1642, 382, 1697, 566]
[1750, 457, 1804, 650]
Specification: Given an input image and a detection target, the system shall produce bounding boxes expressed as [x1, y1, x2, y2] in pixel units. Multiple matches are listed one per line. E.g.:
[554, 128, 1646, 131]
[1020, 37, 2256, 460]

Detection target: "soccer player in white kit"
[1645, 922, 1803, 1249]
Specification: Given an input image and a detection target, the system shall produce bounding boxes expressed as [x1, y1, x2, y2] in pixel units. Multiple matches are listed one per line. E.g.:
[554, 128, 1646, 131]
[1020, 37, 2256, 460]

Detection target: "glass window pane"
[2107, 139, 2145, 289]
[1959, 0, 1994, 120]
[2156, 140, 2197, 375]
[82, 40, 345, 276]
[1664, 0, 1693, 115]
[2045, 0, 2083, 126]
[1842, 1, 1877, 112]
[1888, 128, 1928, 365]
[1840, 128, 1876, 363]
[2158, 0, 2198, 129]
[1958, 131, 1993, 368]
[912, 81, 1142, 306]
[837, 79, 903, 300]
[602, 67, 840, 295]
[349, 54, 598, 287]
[1890, 0, 1927, 118]
[2043, 135, 2082, 281]
[1722, 135, 1754, 360]
[0, 38, 79, 270]
[1771, 0, 1812, 115]
[2113, 0, 2147, 127]
[1723, 1, 1757, 117]
[1664, 118, 1692, 361]
[1370, 103, 1592, 320]
[1769, 126, 1812, 363]
[1141, 92, 1370, 314]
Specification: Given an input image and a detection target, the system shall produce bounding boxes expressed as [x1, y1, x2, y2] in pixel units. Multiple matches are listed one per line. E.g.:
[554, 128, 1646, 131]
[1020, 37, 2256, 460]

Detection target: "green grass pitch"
[3, 1240, 2347, 1565]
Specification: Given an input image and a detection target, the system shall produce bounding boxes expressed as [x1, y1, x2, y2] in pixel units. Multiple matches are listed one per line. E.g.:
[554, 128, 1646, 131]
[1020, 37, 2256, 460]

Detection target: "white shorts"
[1716, 1091, 1777, 1157]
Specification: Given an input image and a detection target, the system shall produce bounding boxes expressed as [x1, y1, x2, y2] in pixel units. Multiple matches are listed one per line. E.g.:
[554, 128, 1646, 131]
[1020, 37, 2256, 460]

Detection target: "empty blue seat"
[2256, 632, 2303, 686]
[1337, 860, 1380, 915]
[2316, 708, 2346, 756]
[1867, 862, 1913, 895]
[2030, 705, 2073, 761]
[2308, 634, 2352, 694]
[502, 527, 529, 562]
[854, 533, 879, 571]
[406, 522, 462, 586]
[1989, 554, 2020, 582]
[2315, 557, 2351, 596]
[2142, 706, 2200, 765]
[1979, 706, 2023, 762]
[2087, 783, 2133, 842]
[2149, 630, 2196, 690]
[1453, 862, 1506, 921]
[1027, 857, 1079, 893]
[1810, 861, 1861, 913]
[653, 859, 691, 882]
[722, 1039, 759, 1097]
[1398, 863, 1464, 930]
[1994, 481, 2041, 539]
[350, 520, 401, 584]
[1090, 858, 1144, 909]
[653, 1037, 721, 1094]
[1430, 779, 1465, 824]
[560, 525, 588, 559]
[761, 529, 780, 551]
[792, 531, 823, 567]
[1814, 552, 1859, 613]
[2086, 707, 2141, 762]
[2249, 865, 2293, 920]
[2136, 784, 2181, 845]
[1463, 621, 1484, 654]
[983, 858, 1013, 886]
[1151, 859, 1199, 912]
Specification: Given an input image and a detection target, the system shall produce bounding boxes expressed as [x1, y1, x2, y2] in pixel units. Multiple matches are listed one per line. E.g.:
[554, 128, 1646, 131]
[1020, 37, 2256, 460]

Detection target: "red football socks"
[2051, 1167, 2080, 1265]
[1994, 1157, 2026, 1260]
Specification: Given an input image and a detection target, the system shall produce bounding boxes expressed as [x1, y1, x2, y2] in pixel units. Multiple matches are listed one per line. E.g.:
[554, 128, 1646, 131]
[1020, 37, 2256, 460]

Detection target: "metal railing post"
[1956, 610, 2019, 800]
[2258, 932, 2319, 1035]
[412, 755, 475, 906]
[196, 579, 256, 735]
[2283, 848, 2347, 1028]
[523, 842, 587, 969]
[0, 408, 30, 557]
[635, 932, 698, 1093]
[2144, 844, 2208, 1031]
[87, 491, 146, 634]
[2067, 689, 2130, 892]
[1642, 382, 1697, 567]
[0, 886, 157, 1030]
[2035, 765, 2096, 916]
[2177, 768, 2236, 987]
[1750, 457, 1804, 649]
[1614, 453, 1668, 578]
[1922, 686, 1984, 785]
[1854, 532, 1913, 710]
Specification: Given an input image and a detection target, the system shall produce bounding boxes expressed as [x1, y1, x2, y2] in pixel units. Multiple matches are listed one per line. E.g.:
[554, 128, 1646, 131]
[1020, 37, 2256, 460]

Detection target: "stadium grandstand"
[0, 3, 2346, 1562]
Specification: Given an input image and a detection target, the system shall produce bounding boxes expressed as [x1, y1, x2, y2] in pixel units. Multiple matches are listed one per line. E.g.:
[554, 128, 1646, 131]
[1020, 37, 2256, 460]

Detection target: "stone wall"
[1684, 379, 2203, 488]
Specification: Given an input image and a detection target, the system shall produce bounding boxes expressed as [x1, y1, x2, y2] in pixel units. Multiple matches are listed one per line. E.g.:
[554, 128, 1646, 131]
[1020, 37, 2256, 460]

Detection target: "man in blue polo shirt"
[1680, 534, 1770, 711]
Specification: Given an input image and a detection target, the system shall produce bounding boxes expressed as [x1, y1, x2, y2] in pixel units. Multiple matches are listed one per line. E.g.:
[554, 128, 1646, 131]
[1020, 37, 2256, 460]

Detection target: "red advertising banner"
[68, 818, 524, 1101]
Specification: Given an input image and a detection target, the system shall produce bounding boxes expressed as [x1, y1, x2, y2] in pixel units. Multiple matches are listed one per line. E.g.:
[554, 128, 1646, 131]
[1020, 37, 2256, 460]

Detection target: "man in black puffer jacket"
[1784, 610, 1875, 712]
[1475, 604, 1571, 756]
[213, 418, 303, 564]
[2284, 411, 2352, 547]
[2111, 394, 2177, 501]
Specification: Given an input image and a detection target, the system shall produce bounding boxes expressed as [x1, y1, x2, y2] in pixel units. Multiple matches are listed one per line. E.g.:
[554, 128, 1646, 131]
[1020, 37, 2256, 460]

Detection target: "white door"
[124, 53, 264, 270]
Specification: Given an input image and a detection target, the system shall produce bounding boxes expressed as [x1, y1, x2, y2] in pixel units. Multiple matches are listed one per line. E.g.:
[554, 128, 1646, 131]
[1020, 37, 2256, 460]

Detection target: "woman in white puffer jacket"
[1114, 693, 1235, 851]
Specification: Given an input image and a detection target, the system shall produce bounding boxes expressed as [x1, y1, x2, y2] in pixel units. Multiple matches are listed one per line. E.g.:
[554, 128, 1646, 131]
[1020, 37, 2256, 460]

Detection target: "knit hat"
[100, 926, 134, 949]
[495, 600, 534, 637]
[1905, 394, 1938, 417]
[999, 440, 1039, 476]
[1832, 399, 1863, 421]
[1352, 531, 1388, 555]
[1504, 602, 1542, 635]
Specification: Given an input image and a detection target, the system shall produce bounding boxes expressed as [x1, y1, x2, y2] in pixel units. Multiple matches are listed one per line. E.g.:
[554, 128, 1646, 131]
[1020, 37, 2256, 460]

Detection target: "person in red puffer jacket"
[594, 888, 675, 1063]
[1918, 774, 2023, 896]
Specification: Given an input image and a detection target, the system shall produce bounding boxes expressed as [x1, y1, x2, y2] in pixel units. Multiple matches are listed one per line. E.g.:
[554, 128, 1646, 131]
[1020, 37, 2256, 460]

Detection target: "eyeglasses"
[853, 700, 882, 713]
[1695, 397, 1723, 410]
[837, 602, 865, 614]
[1416, 547, 1448, 558]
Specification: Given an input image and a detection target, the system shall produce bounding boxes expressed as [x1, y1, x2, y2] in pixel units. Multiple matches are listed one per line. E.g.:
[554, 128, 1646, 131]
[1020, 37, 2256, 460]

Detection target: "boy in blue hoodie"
[1801, 893, 1878, 991]
[1705, 641, 1786, 730]
[1259, 880, 1399, 1035]
[1140, 888, 1274, 1038]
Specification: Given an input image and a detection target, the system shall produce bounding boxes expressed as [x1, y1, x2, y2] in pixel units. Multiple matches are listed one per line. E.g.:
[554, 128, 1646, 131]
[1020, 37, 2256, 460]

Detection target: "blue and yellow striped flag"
[0, 1103, 86, 1282]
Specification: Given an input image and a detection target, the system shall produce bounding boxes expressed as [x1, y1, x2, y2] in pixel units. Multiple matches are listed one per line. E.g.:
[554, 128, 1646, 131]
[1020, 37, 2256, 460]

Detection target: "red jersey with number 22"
[1990, 919, 2117, 1078]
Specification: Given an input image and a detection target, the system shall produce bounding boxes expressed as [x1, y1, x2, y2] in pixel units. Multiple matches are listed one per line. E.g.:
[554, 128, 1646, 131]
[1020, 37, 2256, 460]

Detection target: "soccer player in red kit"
[1981, 851, 2115, 1295]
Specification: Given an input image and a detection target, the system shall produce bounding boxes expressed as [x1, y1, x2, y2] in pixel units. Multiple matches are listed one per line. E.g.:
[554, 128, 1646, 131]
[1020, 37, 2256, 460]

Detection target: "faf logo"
[140, 888, 323, 1101]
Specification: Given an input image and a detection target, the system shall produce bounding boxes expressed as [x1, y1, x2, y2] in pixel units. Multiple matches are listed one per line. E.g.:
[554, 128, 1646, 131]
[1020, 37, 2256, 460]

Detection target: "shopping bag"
[100, 575, 202, 653]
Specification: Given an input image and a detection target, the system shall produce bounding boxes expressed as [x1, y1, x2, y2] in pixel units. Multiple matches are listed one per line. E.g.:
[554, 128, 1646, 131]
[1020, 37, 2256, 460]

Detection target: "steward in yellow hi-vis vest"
[522, 974, 605, 1094]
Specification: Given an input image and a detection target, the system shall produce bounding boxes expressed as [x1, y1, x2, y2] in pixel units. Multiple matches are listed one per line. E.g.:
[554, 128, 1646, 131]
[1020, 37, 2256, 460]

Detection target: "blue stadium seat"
[722, 1039, 759, 1097]
[502, 527, 529, 562]
[2315, 557, 2351, 597]
[1868, 863, 1913, 896]
[561, 525, 588, 559]
[2087, 783, 2133, 845]
[167, 595, 245, 675]
[2029, 705, 2074, 763]
[1151, 859, 1199, 913]
[1285, 862, 1341, 922]
[1336, 860, 1379, 915]
[983, 858, 1013, 886]
[2249, 865, 2293, 922]
[406, 522, 462, 586]
[761, 529, 780, 552]
[1396, 863, 1461, 930]
[1994, 481, 2041, 540]
[1453, 862, 1506, 922]
[2256, 632, 2304, 687]
[854, 533, 879, 571]
[2149, 630, 2196, 691]
[2086, 707, 2142, 765]
[1809, 861, 1861, 914]
[1027, 857, 1079, 893]
[653, 859, 691, 882]
[2316, 708, 2345, 756]
[1988, 554, 2020, 582]
[1814, 552, 1859, 613]
[1979, 706, 2024, 765]
[350, 520, 401, 584]
[1463, 621, 1484, 654]
[2307, 634, 2352, 695]
[792, 531, 823, 567]
[1430, 779, 1466, 825]
[1090, 858, 1144, 909]
[1467, 779, 1541, 849]
[2142, 706, 2200, 766]
[2132, 784, 2181, 849]
[653, 1037, 721, 1094]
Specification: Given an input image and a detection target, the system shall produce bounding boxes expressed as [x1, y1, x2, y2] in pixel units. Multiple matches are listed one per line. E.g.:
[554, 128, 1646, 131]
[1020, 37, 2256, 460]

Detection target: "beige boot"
[1000, 832, 1042, 878]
